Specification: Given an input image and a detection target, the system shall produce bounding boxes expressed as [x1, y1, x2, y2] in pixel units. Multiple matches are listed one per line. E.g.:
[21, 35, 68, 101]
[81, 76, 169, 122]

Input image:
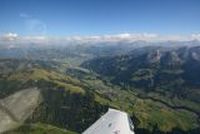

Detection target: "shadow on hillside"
[135, 127, 200, 134]
[131, 113, 200, 134]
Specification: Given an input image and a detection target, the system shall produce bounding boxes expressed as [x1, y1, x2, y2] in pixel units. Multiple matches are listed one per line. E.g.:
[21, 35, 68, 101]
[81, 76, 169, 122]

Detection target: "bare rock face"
[0, 108, 19, 133]
[191, 52, 200, 61]
[0, 88, 42, 133]
[147, 49, 161, 64]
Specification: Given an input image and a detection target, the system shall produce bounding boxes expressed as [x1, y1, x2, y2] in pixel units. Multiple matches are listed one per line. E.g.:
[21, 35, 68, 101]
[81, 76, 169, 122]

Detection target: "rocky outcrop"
[0, 88, 42, 133]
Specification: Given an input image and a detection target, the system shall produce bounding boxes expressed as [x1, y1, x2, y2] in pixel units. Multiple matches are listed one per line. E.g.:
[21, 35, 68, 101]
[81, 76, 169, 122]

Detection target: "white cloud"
[66, 33, 158, 43]
[1, 33, 18, 41]
[0, 33, 200, 48]
[191, 34, 200, 40]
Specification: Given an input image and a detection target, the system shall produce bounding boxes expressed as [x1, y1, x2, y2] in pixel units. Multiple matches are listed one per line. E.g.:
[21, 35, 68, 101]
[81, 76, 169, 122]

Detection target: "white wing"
[83, 108, 135, 134]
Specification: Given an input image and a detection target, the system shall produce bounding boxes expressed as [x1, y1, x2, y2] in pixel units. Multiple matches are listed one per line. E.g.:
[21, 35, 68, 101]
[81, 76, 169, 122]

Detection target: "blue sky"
[0, 0, 200, 36]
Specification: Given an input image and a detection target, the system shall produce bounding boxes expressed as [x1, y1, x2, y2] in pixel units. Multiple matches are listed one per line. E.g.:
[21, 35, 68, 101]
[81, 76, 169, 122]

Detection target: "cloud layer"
[0, 33, 200, 48]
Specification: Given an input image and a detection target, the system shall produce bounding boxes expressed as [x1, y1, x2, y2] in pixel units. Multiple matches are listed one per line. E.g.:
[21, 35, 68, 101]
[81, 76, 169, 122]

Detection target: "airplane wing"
[82, 108, 135, 134]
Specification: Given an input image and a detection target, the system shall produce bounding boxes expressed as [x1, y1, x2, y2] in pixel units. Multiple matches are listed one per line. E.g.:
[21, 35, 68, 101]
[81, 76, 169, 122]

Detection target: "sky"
[0, 0, 200, 37]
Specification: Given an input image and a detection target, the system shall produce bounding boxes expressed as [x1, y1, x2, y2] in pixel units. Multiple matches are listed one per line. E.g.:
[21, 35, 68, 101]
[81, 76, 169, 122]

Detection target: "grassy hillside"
[0, 58, 200, 133]
[81, 46, 200, 133]
[0, 59, 108, 133]
[66, 68, 200, 133]
[82, 46, 200, 113]
[4, 123, 77, 134]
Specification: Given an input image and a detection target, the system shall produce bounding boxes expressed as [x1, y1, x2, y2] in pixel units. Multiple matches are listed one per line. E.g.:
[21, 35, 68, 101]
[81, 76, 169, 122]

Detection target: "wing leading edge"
[83, 108, 135, 134]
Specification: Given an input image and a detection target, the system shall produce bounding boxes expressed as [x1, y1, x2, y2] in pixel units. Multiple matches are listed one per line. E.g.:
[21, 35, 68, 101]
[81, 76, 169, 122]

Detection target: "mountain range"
[0, 41, 200, 134]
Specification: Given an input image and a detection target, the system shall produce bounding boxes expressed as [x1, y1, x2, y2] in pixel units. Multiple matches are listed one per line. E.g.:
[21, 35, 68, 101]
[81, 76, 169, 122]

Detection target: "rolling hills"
[0, 42, 200, 134]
